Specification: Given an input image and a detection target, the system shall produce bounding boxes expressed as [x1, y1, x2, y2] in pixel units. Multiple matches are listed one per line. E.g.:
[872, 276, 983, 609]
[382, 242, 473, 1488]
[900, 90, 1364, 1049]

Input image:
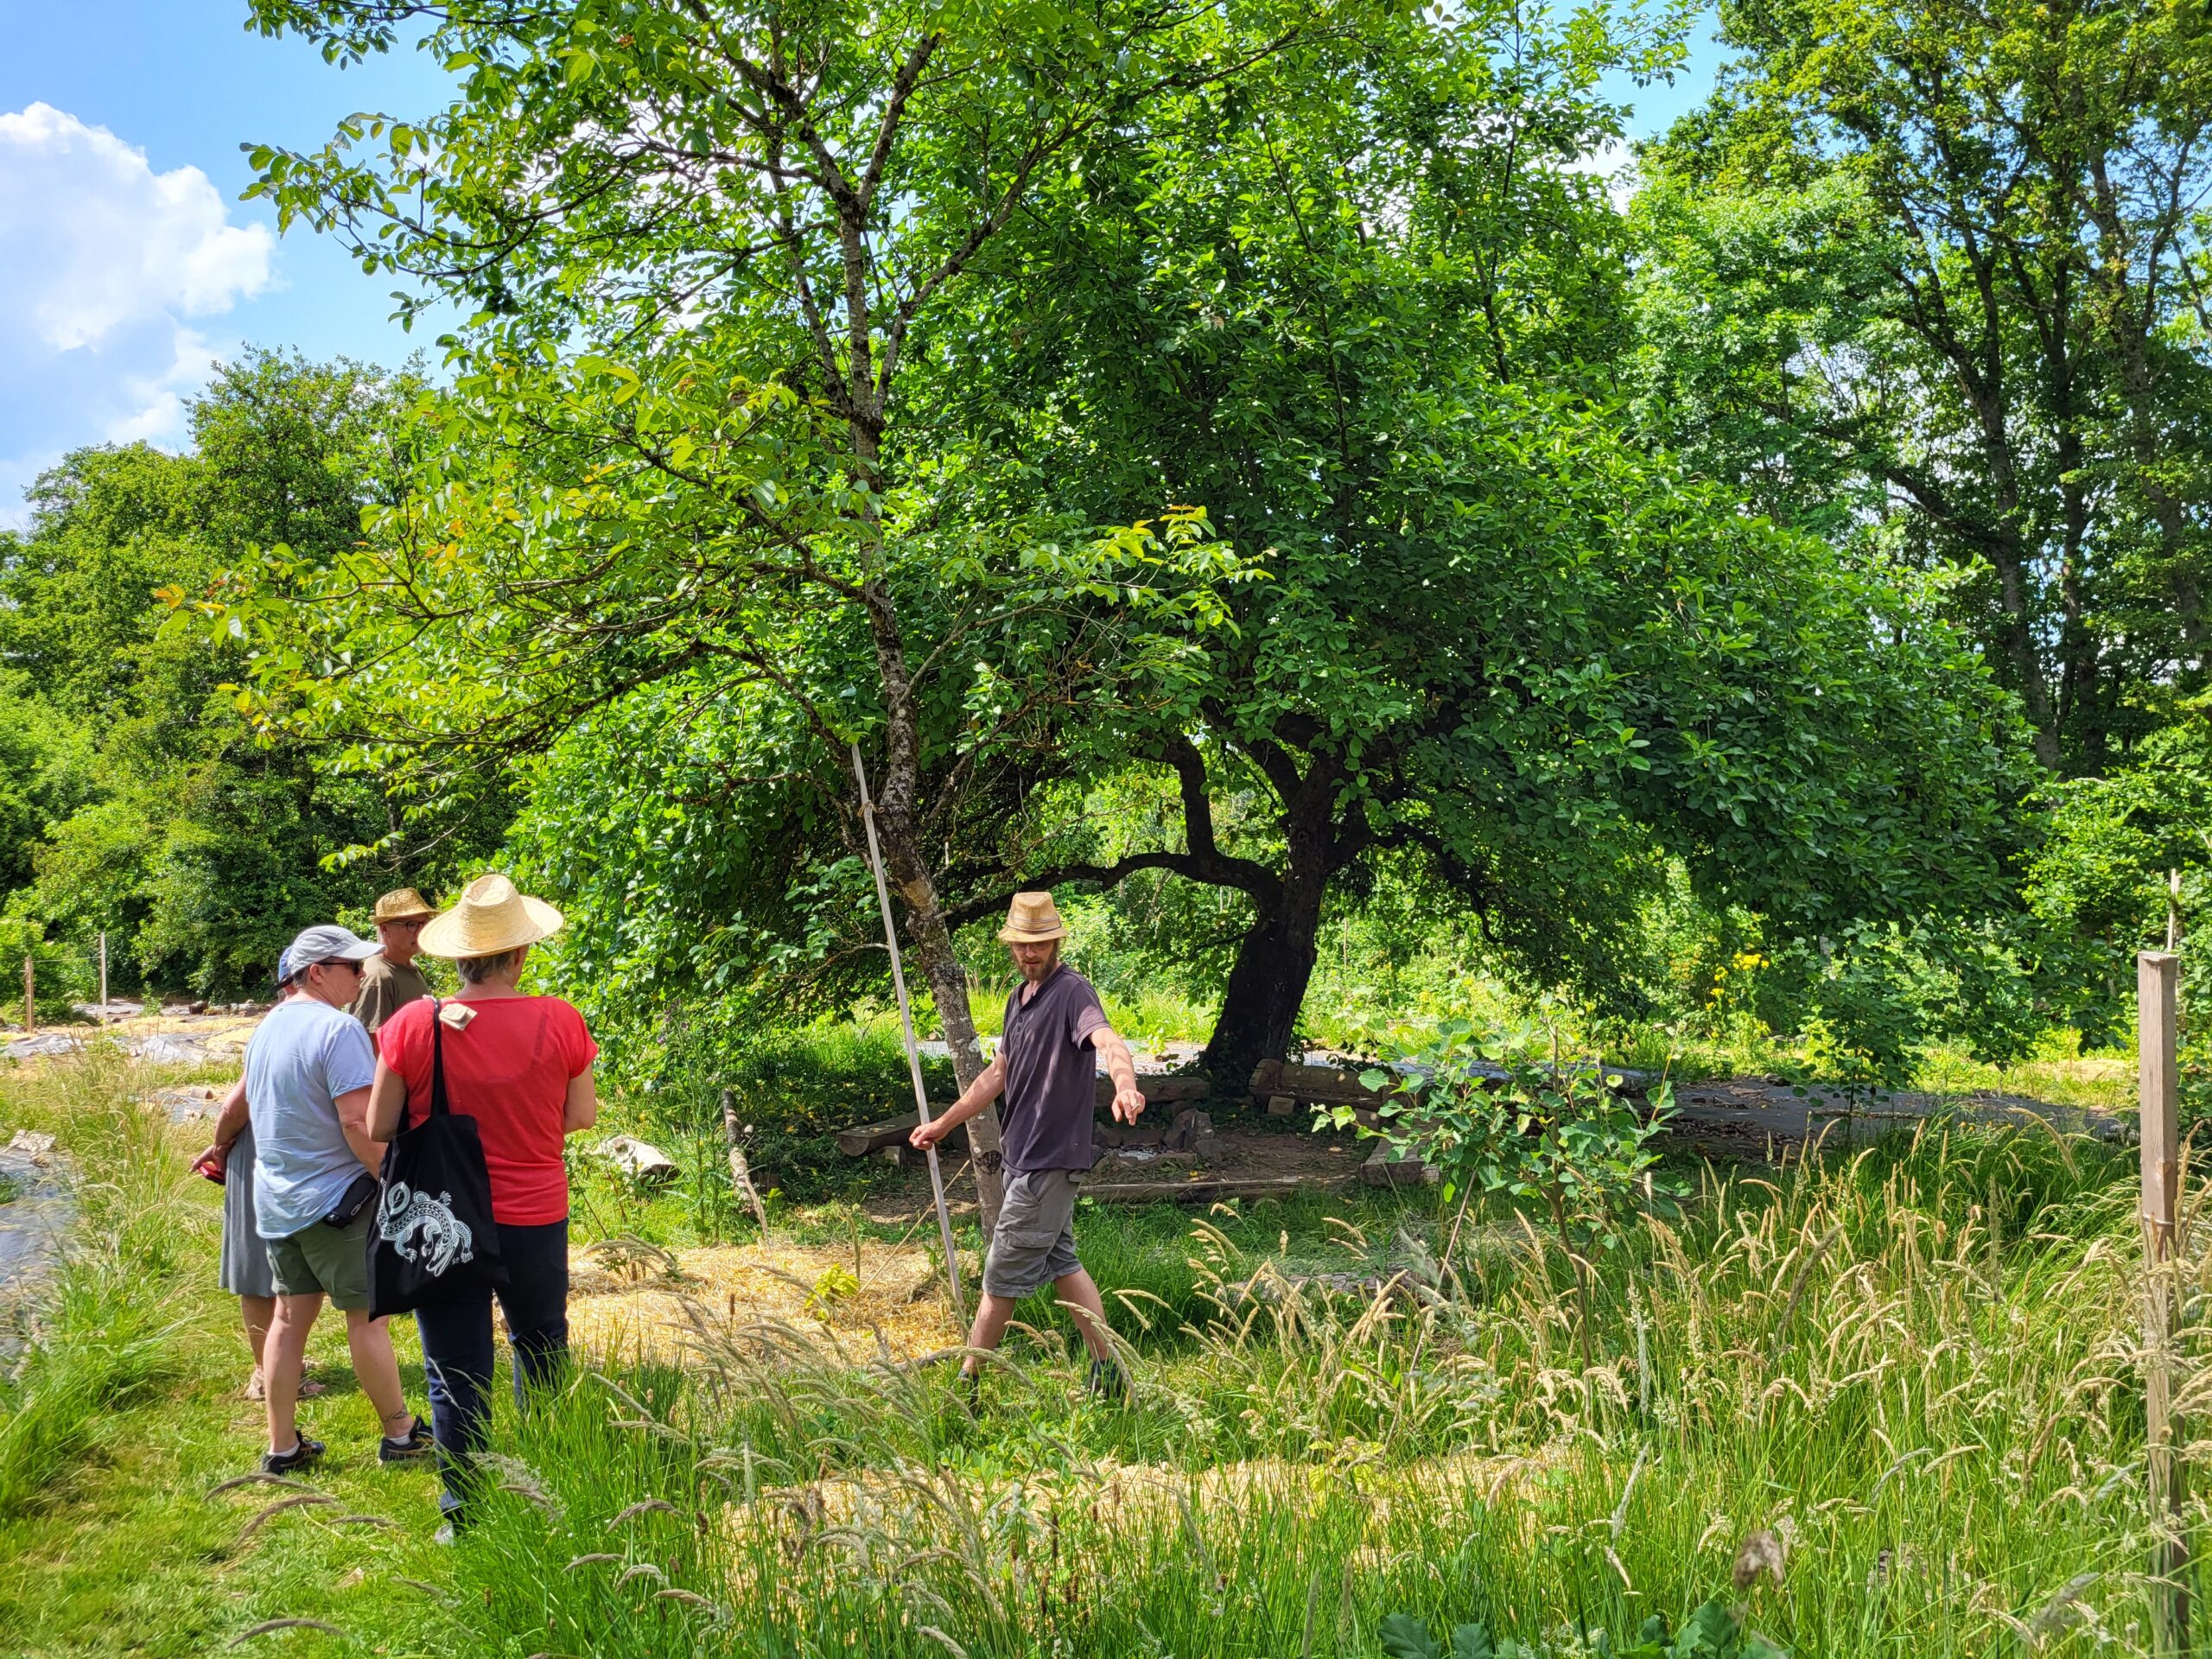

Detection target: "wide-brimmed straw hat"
[372, 887, 436, 924]
[998, 891, 1069, 944]
[418, 874, 565, 960]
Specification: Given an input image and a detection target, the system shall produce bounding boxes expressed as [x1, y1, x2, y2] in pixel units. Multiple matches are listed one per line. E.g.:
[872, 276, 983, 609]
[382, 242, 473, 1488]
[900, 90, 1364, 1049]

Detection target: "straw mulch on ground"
[566, 1236, 965, 1368]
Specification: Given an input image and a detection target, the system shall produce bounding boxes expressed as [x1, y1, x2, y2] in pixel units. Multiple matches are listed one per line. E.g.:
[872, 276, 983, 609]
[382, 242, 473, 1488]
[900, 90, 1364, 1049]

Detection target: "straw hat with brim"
[418, 874, 565, 960]
[372, 887, 437, 924]
[998, 891, 1069, 944]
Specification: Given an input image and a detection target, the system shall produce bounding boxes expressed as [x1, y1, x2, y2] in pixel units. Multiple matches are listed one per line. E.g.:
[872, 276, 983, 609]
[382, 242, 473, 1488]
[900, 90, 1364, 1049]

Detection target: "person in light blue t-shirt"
[244, 924, 429, 1476]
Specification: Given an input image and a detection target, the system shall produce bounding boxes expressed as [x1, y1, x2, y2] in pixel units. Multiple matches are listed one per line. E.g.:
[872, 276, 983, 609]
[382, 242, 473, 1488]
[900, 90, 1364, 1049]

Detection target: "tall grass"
[415, 1121, 2180, 1656]
[0, 1047, 192, 1517]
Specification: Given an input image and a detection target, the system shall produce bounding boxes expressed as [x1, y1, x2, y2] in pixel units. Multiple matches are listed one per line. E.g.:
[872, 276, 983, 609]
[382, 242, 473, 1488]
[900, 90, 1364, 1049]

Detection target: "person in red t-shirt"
[366, 873, 598, 1535]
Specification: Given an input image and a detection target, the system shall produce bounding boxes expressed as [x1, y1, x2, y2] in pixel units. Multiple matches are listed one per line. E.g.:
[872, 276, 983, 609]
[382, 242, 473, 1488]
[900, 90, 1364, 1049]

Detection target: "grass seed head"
[1732, 1528, 1786, 1591]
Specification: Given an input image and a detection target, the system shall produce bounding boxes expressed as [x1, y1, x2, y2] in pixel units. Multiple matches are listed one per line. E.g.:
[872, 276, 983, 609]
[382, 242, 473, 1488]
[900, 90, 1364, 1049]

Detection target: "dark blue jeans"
[414, 1217, 569, 1520]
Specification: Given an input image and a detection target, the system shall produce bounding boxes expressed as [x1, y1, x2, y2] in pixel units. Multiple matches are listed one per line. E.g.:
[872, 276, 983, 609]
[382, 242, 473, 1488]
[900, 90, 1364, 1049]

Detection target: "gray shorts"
[984, 1168, 1085, 1299]
[267, 1209, 374, 1311]
[218, 1126, 276, 1300]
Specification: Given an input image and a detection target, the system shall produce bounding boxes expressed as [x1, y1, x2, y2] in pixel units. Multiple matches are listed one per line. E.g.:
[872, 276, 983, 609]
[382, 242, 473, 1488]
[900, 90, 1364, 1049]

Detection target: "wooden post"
[2140, 950, 2189, 1652]
[720, 1088, 769, 1235]
[20, 955, 31, 1035]
[98, 931, 107, 1015]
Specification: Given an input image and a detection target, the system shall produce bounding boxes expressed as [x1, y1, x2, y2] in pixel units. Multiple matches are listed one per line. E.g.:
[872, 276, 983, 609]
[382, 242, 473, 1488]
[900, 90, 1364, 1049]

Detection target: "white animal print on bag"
[377, 1180, 476, 1276]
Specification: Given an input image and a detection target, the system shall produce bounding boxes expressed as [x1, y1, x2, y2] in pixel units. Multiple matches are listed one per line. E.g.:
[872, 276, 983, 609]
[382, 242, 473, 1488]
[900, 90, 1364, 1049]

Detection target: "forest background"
[1, 0, 2208, 1159]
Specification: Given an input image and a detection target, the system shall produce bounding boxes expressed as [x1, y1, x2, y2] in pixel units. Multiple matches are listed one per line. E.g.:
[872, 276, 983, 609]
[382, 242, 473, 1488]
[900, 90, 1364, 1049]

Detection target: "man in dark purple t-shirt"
[912, 890, 1145, 1400]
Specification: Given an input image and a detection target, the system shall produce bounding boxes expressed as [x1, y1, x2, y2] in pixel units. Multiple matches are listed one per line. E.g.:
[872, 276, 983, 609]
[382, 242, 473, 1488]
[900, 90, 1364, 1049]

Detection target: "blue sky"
[0, 3, 1728, 525]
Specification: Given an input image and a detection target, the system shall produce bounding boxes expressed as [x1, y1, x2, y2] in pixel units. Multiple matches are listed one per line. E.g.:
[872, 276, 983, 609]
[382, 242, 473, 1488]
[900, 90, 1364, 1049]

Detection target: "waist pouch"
[323, 1171, 380, 1229]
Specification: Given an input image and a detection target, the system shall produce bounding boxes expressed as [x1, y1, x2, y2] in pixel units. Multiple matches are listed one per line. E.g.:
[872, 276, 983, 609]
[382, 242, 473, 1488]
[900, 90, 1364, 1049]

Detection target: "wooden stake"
[98, 931, 107, 1016]
[2139, 950, 2190, 1653]
[851, 742, 969, 1330]
[720, 1088, 769, 1234]
[20, 955, 32, 1035]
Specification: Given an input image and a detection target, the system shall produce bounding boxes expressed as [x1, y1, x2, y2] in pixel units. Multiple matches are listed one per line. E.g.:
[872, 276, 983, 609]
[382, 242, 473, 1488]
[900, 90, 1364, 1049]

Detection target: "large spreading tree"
[225, 0, 2040, 1101]
[910, 12, 2040, 1078]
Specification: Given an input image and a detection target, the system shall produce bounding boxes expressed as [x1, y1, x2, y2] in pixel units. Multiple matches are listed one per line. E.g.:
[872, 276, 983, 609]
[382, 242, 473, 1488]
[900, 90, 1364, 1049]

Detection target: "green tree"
[1, 352, 500, 992]
[234, 0, 1312, 1220]
[905, 10, 2041, 1078]
[1630, 0, 2212, 773]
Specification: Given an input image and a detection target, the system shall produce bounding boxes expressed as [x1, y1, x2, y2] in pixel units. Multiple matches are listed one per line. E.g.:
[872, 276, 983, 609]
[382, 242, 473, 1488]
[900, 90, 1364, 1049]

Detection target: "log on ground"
[1082, 1173, 1357, 1205]
[834, 1114, 969, 1157]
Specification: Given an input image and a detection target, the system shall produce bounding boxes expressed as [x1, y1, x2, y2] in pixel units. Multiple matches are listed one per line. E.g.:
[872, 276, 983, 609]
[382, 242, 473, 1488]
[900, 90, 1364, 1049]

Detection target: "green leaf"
[1378, 1614, 1443, 1659]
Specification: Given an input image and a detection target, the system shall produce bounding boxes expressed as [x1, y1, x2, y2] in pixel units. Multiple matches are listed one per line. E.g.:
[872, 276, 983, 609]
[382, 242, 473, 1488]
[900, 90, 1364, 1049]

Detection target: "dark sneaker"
[956, 1369, 982, 1414]
[261, 1437, 324, 1476]
[1086, 1358, 1128, 1402]
[378, 1417, 432, 1464]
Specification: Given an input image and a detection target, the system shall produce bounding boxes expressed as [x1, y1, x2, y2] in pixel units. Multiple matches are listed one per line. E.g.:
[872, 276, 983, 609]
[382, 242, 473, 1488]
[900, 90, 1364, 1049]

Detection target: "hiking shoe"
[378, 1416, 433, 1464]
[1086, 1358, 1128, 1402]
[261, 1437, 324, 1476]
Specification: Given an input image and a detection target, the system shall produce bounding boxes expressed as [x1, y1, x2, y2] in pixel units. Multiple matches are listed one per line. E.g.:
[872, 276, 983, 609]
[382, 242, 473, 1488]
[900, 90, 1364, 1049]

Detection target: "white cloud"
[0, 103, 271, 352]
[0, 105, 273, 524]
[104, 325, 233, 445]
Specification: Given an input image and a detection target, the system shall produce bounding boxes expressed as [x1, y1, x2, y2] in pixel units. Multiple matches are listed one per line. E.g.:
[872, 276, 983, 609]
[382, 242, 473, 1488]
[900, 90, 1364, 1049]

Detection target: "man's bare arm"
[910, 1054, 1005, 1149]
[1090, 1026, 1145, 1123]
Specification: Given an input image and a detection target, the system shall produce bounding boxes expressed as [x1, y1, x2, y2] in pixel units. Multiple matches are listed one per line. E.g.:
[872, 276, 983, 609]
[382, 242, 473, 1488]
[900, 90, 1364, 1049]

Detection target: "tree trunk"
[1200, 849, 1328, 1089]
[1201, 911, 1319, 1088]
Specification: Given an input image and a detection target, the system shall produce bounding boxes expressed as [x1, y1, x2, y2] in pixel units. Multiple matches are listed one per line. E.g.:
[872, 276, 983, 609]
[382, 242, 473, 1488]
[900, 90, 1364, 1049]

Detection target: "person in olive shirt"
[351, 887, 436, 1033]
[911, 891, 1146, 1401]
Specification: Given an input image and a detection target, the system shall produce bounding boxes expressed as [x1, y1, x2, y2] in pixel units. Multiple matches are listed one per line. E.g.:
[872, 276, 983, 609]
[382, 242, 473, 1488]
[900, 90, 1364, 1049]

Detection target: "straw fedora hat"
[418, 873, 565, 959]
[372, 887, 436, 924]
[998, 891, 1069, 944]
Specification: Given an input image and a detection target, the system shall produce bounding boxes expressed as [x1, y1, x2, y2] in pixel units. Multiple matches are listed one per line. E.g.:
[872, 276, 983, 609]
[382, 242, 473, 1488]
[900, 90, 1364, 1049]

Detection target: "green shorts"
[268, 1210, 374, 1311]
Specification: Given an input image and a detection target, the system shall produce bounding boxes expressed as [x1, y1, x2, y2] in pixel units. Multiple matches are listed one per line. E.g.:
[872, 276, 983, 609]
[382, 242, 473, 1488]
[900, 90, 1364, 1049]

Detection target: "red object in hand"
[192, 1149, 226, 1185]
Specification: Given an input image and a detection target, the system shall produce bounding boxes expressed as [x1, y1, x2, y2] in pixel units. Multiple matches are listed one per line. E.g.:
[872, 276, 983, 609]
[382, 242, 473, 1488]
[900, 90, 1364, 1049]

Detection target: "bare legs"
[240, 1294, 273, 1396]
[957, 1268, 1116, 1377]
[343, 1309, 415, 1439]
[263, 1294, 412, 1452]
[263, 1294, 319, 1452]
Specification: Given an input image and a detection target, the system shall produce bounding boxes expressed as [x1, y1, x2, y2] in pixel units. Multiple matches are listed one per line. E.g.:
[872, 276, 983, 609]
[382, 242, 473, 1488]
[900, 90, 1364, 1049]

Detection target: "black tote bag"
[367, 1001, 506, 1318]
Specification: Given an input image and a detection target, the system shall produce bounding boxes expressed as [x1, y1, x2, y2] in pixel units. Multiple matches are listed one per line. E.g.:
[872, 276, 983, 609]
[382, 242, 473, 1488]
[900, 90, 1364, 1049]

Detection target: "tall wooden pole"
[20, 956, 31, 1035]
[98, 931, 107, 1015]
[2140, 950, 2189, 1653]
[852, 743, 969, 1330]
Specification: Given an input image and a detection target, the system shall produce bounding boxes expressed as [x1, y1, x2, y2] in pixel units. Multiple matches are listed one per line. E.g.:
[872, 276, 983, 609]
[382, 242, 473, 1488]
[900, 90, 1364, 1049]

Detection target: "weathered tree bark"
[1200, 893, 1326, 1088]
[1198, 754, 1344, 1084]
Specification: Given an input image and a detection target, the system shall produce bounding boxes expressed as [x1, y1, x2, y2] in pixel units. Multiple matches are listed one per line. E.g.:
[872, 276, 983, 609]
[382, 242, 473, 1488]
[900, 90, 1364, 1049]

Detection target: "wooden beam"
[2139, 950, 2189, 1654]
